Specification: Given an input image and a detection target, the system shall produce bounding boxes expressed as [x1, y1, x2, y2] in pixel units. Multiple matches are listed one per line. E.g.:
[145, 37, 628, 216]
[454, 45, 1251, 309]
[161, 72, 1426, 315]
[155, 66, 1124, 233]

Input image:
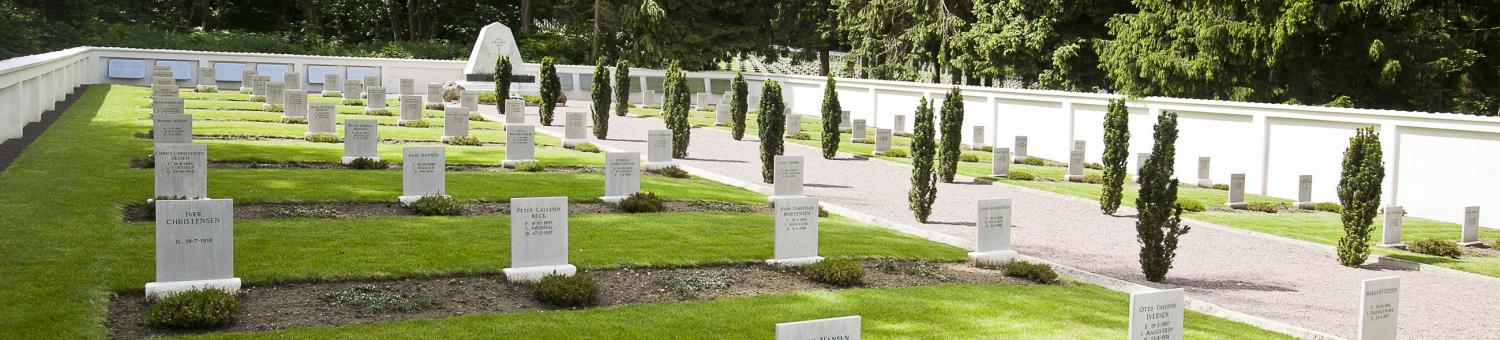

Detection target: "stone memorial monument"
[145, 199, 240, 298]
[399, 146, 447, 204]
[426, 83, 443, 105]
[563, 111, 588, 147]
[152, 114, 192, 146]
[195, 67, 216, 92]
[152, 84, 178, 101]
[775, 316, 861, 340]
[322, 73, 342, 96]
[343, 79, 363, 101]
[971, 126, 986, 149]
[1225, 173, 1247, 209]
[239, 69, 256, 93]
[874, 129, 892, 155]
[601, 152, 641, 203]
[307, 103, 336, 137]
[1066, 149, 1085, 182]
[772, 156, 804, 200]
[769, 196, 822, 266]
[461, 90, 479, 113]
[851, 119, 867, 142]
[443, 107, 469, 142]
[284, 72, 301, 90]
[365, 86, 388, 114]
[1461, 206, 1482, 246]
[969, 198, 1017, 264]
[894, 115, 906, 134]
[1129, 288, 1185, 340]
[283, 90, 308, 119]
[398, 95, 424, 126]
[1197, 157, 1213, 188]
[342, 120, 380, 164]
[1380, 206, 1405, 248]
[400, 78, 415, 96]
[1295, 175, 1315, 209]
[504, 197, 576, 282]
[463, 22, 526, 80]
[154, 143, 207, 199]
[1358, 276, 1400, 340]
[715, 92, 731, 126]
[1014, 136, 1029, 161]
[505, 98, 527, 124]
[263, 82, 285, 111]
[503, 125, 538, 167]
[645, 129, 674, 170]
[151, 97, 184, 117]
[992, 148, 1010, 177]
[785, 114, 802, 136]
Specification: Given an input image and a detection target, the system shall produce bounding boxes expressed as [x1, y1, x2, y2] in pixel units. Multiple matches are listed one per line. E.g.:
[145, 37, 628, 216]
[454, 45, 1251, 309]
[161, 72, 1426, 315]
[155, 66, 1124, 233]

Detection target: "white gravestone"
[152, 66, 172, 78]
[563, 111, 588, 147]
[839, 111, 851, 130]
[342, 120, 380, 164]
[283, 90, 308, 119]
[151, 97, 184, 117]
[263, 82, 285, 111]
[399, 147, 447, 204]
[361, 75, 380, 97]
[1135, 153, 1150, 183]
[238, 69, 256, 92]
[969, 198, 1017, 264]
[851, 119, 867, 141]
[398, 95, 424, 126]
[152, 84, 178, 100]
[322, 73, 341, 95]
[284, 72, 301, 90]
[1197, 157, 1213, 188]
[426, 83, 443, 105]
[694, 93, 708, 110]
[1380, 206, 1405, 248]
[874, 129, 892, 155]
[1225, 173, 1247, 209]
[152, 114, 192, 145]
[365, 86, 388, 112]
[195, 67, 216, 91]
[773, 156, 804, 200]
[972, 126, 986, 149]
[602, 152, 641, 203]
[251, 76, 270, 100]
[400, 78, 415, 96]
[642, 90, 655, 107]
[1129, 288, 1185, 340]
[715, 92, 731, 126]
[443, 107, 469, 142]
[145, 199, 240, 298]
[1295, 175, 1315, 209]
[1073, 140, 1086, 152]
[992, 148, 1011, 177]
[1066, 150, 1085, 182]
[504, 197, 576, 282]
[894, 115, 906, 134]
[784, 114, 801, 136]
[505, 98, 526, 124]
[1359, 276, 1400, 340]
[463, 22, 525, 76]
[1461, 206, 1482, 246]
[307, 103, 336, 137]
[1014, 136, 1029, 161]
[775, 316, 861, 340]
[504, 124, 538, 167]
[461, 90, 479, 113]
[153, 76, 176, 86]
[343, 80, 363, 101]
[154, 143, 207, 199]
[645, 129, 675, 170]
[769, 196, 822, 266]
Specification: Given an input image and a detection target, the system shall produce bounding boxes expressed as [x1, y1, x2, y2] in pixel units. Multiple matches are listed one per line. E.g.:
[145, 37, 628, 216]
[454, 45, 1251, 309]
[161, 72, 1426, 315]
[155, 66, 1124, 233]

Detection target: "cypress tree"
[495, 56, 512, 100]
[909, 98, 938, 222]
[730, 72, 749, 140]
[591, 57, 612, 139]
[662, 62, 691, 158]
[758, 80, 785, 183]
[936, 87, 964, 183]
[1100, 98, 1130, 214]
[538, 57, 560, 126]
[820, 76, 842, 159]
[1135, 112, 1189, 283]
[1336, 128, 1385, 266]
[613, 60, 631, 116]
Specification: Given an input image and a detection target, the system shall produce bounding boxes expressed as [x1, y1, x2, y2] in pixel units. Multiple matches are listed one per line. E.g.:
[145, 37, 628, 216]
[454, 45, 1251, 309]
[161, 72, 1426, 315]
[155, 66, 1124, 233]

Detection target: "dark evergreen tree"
[538, 57, 560, 126]
[758, 80, 786, 183]
[613, 59, 631, 116]
[591, 57, 612, 139]
[909, 98, 938, 222]
[1100, 98, 1130, 214]
[1336, 128, 1385, 267]
[495, 55, 512, 101]
[730, 72, 749, 140]
[1135, 112, 1189, 283]
[661, 61, 691, 158]
[820, 75, 842, 159]
[936, 87, 964, 183]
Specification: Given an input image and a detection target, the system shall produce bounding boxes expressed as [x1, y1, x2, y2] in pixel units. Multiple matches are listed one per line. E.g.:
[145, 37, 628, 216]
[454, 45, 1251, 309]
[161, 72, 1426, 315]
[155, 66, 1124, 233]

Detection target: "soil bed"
[123, 200, 769, 222]
[106, 259, 1038, 338]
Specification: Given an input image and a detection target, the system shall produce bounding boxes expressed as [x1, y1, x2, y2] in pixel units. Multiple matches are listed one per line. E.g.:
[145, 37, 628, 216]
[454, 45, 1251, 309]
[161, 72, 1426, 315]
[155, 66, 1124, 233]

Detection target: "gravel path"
[480, 103, 1498, 339]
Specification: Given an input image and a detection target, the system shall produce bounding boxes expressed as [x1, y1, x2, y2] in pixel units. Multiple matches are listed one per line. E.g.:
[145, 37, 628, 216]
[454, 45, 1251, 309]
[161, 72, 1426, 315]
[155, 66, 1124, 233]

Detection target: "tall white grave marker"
[145, 199, 240, 298]
[322, 73, 342, 96]
[874, 128, 892, 155]
[715, 92, 731, 126]
[772, 156, 804, 200]
[769, 196, 822, 266]
[1295, 175, 1315, 209]
[971, 126, 986, 149]
[283, 90, 308, 119]
[504, 197, 576, 282]
[398, 95, 424, 126]
[461, 90, 479, 113]
[400, 78, 415, 96]
[1225, 173, 1247, 209]
[151, 97, 184, 117]
[152, 114, 193, 145]
[1461, 206, 1482, 246]
[1129, 288, 1185, 340]
[195, 67, 216, 91]
[1380, 206, 1405, 248]
[263, 82, 285, 111]
[154, 143, 207, 199]
[602, 152, 641, 203]
[563, 111, 588, 147]
[784, 114, 802, 136]
[442, 107, 470, 142]
[1014, 136, 1029, 161]
[504, 98, 526, 124]
[238, 69, 256, 93]
[306, 103, 336, 137]
[893, 115, 906, 134]
[426, 83, 443, 105]
[775, 316, 861, 340]
[992, 148, 1011, 177]
[503, 125, 538, 167]
[342, 79, 363, 101]
[851, 119, 867, 142]
[1358, 277, 1400, 340]
[342, 119, 379, 164]
[399, 147, 446, 204]
[969, 198, 1017, 264]
[284, 72, 301, 90]
[1066, 149, 1085, 182]
[1196, 157, 1213, 188]
[645, 129, 674, 170]
[365, 86, 388, 114]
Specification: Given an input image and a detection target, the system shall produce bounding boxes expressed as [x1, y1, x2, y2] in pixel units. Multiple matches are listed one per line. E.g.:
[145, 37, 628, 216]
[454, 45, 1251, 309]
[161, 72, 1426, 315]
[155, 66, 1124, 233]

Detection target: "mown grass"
[198, 168, 763, 204]
[193, 139, 601, 167]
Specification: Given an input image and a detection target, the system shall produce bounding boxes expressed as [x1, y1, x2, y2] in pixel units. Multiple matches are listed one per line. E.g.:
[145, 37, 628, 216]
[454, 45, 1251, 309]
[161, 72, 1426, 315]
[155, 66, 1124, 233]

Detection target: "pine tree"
[909, 98, 938, 222]
[820, 75, 842, 159]
[661, 62, 691, 158]
[758, 80, 785, 183]
[1135, 112, 1189, 283]
[495, 56, 512, 101]
[730, 72, 749, 140]
[1100, 98, 1130, 214]
[613, 60, 631, 116]
[1336, 128, 1385, 267]
[591, 57, 612, 139]
[936, 87, 964, 183]
[538, 57, 560, 126]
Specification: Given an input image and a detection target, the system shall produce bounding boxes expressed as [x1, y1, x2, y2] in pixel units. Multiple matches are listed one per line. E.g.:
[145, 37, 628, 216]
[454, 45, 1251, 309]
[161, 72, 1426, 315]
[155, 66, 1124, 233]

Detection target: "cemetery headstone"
[1014, 136, 1029, 161]
[152, 114, 192, 145]
[894, 115, 906, 133]
[874, 129, 892, 155]
[400, 78, 415, 96]
[775, 316, 861, 340]
[1295, 175, 1315, 209]
[504, 98, 527, 124]
[601, 152, 641, 202]
[503, 197, 577, 282]
[365, 86, 388, 112]
[152, 84, 179, 100]
[784, 114, 802, 136]
[972, 126, 986, 149]
[992, 148, 1011, 177]
[645, 129, 674, 170]
[399, 146, 447, 204]
[503, 124, 537, 167]
[151, 97, 184, 117]
[1129, 288, 1185, 340]
[715, 92, 731, 126]
[563, 111, 587, 147]
[1197, 157, 1213, 188]
[641, 89, 655, 107]
[852, 119, 867, 141]
[398, 95, 423, 126]
[322, 73, 341, 95]
[461, 90, 479, 113]
[769, 196, 822, 266]
[263, 82, 285, 111]
[307, 103, 336, 137]
[250, 75, 270, 100]
[283, 90, 308, 119]
[152, 66, 173, 79]
[694, 93, 708, 110]
[1380, 206, 1405, 248]
[238, 69, 256, 92]
[1460, 206, 1482, 246]
[341, 119, 379, 164]
[443, 107, 470, 142]
[343, 79, 363, 101]
[1135, 152, 1150, 183]
[839, 111, 851, 130]
[1358, 276, 1400, 340]
[145, 199, 240, 298]
[1066, 149, 1085, 182]
[284, 72, 301, 90]
[1225, 173, 1247, 209]
[195, 67, 216, 91]
[426, 83, 443, 105]
[153, 76, 176, 86]
[969, 198, 1017, 264]
[1073, 140, 1086, 152]
[362, 75, 380, 93]
[154, 143, 207, 199]
[773, 156, 804, 199]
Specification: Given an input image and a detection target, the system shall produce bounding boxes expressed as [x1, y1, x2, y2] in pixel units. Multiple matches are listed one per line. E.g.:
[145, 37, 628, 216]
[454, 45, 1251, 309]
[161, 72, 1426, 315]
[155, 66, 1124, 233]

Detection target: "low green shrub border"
[1409, 238, 1463, 258]
[1082, 173, 1103, 184]
[146, 287, 241, 329]
[803, 258, 865, 287]
[1175, 199, 1206, 212]
[1314, 202, 1343, 213]
[1017, 157, 1046, 166]
[1007, 170, 1036, 181]
[408, 195, 462, 216]
[1246, 202, 1280, 213]
[881, 148, 909, 158]
[1001, 261, 1058, 284]
[446, 135, 482, 146]
[402, 120, 431, 128]
[534, 274, 599, 308]
[345, 157, 389, 170]
[514, 162, 546, 172]
[959, 154, 980, 163]
[305, 133, 341, 143]
[618, 192, 665, 213]
[572, 143, 601, 153]
[647, 166, 690, 178]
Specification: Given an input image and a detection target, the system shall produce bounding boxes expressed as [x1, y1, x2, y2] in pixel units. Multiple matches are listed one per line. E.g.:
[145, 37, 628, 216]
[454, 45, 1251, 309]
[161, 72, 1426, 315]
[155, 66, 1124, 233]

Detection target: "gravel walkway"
[480, 103, 1498, 339]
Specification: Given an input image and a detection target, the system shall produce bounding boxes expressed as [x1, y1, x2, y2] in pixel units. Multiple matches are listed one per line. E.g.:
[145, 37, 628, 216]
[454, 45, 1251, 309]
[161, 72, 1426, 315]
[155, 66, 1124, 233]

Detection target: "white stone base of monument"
[1376, 243, 1407, 250]
[398, 194, 451, 205]
[1066, 175, 1084, 182]
[503, 264, 577, 283]
[145, 278, 242, 299]
[1459, 241, 1485, 247]
[766, 256, 824, 266]
[502, 159, 539, 168]
[396, 119, 421, 126]
[563, 139, 587, 148]
[968, 250, 1018, 266]
[644, 161, 675, 171]
[1295, 201, 1315, 210]
[195, 85, 217, 92]
[1197, 180, 1213, 188]
[1225, 202, 1248, 209]
[990, 172, 1008, 178]
[341, 156, 382, 164]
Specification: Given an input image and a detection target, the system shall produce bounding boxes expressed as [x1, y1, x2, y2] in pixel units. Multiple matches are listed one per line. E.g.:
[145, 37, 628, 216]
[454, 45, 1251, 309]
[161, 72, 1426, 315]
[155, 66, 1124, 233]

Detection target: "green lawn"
[183, 284, 1288, 339]
[184, 109, 504, 130]
[199, 168, 763, 204]
[195, 139, 603, 167]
